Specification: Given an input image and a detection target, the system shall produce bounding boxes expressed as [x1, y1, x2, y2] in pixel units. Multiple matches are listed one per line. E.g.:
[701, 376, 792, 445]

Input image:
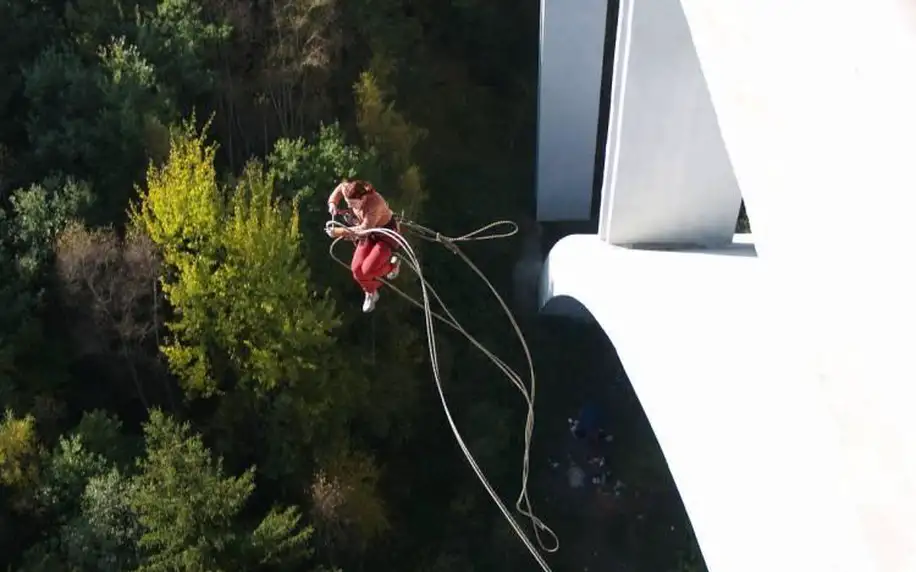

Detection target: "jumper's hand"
[329, 226, 352, 239]
[328, 202, 337, 216]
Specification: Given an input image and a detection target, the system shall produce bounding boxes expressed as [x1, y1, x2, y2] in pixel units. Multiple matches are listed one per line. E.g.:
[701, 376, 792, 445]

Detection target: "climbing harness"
[326, 216, 560, 572]
[333, 208, 402, 248]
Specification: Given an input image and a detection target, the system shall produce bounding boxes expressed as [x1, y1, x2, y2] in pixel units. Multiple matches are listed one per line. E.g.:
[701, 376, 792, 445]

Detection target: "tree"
[259, 0, 342, 138]
[69, 410, 137, 471]
[133, 121, 341, 399]
[55, 222, 166, 408]
[32, 434, 110, 521]
[0, 229, 36, 411]
[7, 175, 92, 278]
[17, 411, 140, 571]
[268, 122, 380, 207]
[309, 446, 389, 553]
[0, 0, 60, 187]
[54, 468, 142, 572]
[128, 409, 316, 571]
[21, 36, 171, 224]
[353, 60, 427, 219]
[0, 410, 41, 506]
[0, 178, 89, 422]
[266, 122, 381, 279]
[136, 0, 231, 108]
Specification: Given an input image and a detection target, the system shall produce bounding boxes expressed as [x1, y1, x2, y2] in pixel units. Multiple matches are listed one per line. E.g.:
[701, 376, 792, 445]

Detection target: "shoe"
[385, 256, 400, 280]
[362, 291, 379, 313]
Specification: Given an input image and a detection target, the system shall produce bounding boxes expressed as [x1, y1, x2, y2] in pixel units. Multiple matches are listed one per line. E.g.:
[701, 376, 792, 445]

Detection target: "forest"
[0, 0, 708, 570]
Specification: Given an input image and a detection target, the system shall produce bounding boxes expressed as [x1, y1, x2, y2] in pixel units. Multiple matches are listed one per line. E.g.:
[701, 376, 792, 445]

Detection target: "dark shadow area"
[679, 241, 756, 258]
[528, 308, 707, 572]
[735, 199, 752, 234]
[539, 220, 599, 254]
[626, 241, 757, 258]
[591, 0, 621, 221]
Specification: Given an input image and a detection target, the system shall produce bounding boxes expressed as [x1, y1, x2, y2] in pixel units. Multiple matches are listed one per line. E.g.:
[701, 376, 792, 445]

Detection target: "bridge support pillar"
[536, 0, 609, 222]
[598, 0, 741, 247]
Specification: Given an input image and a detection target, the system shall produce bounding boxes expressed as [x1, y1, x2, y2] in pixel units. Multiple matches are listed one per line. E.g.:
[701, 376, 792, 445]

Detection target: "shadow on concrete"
[626, 240, 757, 258]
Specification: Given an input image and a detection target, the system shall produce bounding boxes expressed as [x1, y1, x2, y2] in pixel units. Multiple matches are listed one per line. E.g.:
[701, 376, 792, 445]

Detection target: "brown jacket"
[328, 182, 393, 231]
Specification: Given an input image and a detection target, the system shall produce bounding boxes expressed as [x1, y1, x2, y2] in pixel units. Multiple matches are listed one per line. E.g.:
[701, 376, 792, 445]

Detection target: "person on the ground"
[326, 179, 401, 313]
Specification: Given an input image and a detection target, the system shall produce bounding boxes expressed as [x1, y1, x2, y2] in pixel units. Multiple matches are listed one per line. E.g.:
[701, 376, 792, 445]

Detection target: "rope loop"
[326, 218, 559, 571]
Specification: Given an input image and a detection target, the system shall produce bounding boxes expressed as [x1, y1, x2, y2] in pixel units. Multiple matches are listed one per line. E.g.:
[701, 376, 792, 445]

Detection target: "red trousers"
[351, 239, 394, 294]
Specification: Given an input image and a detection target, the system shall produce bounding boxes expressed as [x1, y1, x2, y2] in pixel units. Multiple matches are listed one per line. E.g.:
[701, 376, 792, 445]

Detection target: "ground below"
[526, 315, 704, 572]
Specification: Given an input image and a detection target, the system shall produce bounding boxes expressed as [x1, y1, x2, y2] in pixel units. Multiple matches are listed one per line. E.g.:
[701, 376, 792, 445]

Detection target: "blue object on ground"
[578, 402, 601, 434]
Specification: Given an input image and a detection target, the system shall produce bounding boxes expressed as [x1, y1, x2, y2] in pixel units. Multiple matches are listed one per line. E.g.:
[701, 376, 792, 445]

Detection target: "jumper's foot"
[385, 256, 401, 280]
[362, 291, 379, 313]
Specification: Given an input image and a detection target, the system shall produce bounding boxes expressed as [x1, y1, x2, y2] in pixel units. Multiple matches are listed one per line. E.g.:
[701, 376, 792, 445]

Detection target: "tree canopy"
[0, 0, 706, 570]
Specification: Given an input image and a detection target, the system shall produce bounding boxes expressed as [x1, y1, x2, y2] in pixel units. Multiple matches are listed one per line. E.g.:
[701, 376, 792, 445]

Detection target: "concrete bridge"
[536, 1, 916, 571]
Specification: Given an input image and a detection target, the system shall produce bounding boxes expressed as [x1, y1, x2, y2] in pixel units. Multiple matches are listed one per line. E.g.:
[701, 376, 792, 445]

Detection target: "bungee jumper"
[325, 179, 402, 313]
[323, 180, 560, 572]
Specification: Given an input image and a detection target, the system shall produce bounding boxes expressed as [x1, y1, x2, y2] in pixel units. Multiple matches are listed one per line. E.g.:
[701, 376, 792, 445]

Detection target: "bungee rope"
[326, 216, 559, 572]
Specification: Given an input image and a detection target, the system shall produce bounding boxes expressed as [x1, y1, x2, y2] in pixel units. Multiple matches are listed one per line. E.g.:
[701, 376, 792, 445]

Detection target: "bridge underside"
[540, 236, 878, 572]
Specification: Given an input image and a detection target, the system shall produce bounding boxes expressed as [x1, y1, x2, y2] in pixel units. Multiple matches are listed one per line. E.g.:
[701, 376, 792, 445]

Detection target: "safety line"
[326, 219, 559, 571]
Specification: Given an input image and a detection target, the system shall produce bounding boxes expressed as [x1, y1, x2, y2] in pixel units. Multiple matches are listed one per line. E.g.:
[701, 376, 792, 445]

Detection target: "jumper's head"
[341, 180, 373, 205]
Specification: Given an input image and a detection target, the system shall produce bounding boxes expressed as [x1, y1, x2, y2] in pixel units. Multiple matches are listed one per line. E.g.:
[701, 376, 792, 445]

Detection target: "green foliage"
[19, 430, 139, 572]
[29, 410, 136, 524]
[62, 0, 135, 52]
[135, 122, 340, 397]
[0, 177, 90, 410]
[268, 122, 381, 205]
[267, 123, 382, 276]
[249, 506, 315, 568]
[0, 0, 59, 150]
[21, 46, 96, 170]
[8, 176, 93, 277]
[70, 411, 136, 468]
[135, 0, 231, 104]
[128, 409, 314, 570]
[33, 434, 110, 519]
[56, 468, 142, 571]
[133, 119, 223, 260]
[354, 64, 427, 217]
[22, 40, 163, 222]
[0, 410, 40, 493]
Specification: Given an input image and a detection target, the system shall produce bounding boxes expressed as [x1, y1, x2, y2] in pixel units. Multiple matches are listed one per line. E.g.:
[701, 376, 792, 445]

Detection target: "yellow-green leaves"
[134, 122, 339, 398]
[0, 410, 40, 495]
[134, 120, 222, 259]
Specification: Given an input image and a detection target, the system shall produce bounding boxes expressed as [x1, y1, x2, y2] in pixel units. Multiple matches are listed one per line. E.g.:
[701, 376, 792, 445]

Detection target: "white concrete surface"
[539, 4, 916, 572]
[540, 235, 887, 572]
[682, 3, 916, 571]
[599, 0, 741, 246]
[536, 0, 608, 221]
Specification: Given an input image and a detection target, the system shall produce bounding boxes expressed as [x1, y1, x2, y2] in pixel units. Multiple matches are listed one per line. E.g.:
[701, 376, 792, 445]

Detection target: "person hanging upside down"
[326, 179, 402, 313]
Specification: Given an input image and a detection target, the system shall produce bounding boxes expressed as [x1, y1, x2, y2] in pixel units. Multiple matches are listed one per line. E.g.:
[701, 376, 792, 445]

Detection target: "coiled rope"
[326, 217, 559, 571]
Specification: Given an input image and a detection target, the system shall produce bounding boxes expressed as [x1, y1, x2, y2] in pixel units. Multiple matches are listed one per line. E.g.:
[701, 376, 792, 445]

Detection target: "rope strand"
[327, 218, 559, 571]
